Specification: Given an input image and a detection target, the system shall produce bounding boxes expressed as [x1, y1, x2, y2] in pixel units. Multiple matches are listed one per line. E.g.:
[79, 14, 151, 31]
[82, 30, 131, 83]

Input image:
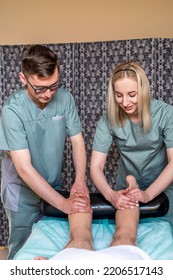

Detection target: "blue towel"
[14, 216, 173, 260]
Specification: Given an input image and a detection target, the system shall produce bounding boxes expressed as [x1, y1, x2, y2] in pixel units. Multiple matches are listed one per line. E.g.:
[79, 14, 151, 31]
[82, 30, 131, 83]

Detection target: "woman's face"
[114, 77, 138, 120]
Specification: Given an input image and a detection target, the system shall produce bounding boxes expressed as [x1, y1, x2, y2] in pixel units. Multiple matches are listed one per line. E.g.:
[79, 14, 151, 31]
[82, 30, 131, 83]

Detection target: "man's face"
[20, 67, 59, 109]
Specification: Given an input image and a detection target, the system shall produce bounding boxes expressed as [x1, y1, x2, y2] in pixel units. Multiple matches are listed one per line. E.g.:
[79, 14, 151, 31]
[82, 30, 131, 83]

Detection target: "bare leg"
[64, 212, 94, 250]
[34, 212, 93, 259]
[110, 175, 140, 246]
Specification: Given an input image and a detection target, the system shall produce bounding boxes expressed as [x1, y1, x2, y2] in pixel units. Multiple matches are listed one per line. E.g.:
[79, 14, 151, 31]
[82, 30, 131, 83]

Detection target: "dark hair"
[21, 45, 60, 77]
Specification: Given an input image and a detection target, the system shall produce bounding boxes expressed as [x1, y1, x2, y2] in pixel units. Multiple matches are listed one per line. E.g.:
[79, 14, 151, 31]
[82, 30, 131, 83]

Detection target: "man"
[0, 45, 91, 259]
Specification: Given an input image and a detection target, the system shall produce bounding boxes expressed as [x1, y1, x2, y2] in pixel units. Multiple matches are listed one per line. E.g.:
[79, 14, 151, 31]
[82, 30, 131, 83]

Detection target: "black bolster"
[41, 191, 169, 219]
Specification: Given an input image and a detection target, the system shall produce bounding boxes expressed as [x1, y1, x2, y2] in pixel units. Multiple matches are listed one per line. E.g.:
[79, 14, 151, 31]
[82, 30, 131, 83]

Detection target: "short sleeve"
[92, 114, 113, 153]
[163, 104, 173, 148]
[0, 106, 28, 151]
[64, 93, 82, 137]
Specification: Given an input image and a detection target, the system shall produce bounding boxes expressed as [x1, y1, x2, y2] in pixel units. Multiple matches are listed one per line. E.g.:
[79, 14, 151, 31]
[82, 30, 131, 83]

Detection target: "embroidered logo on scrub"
[52, 114, 64, 121]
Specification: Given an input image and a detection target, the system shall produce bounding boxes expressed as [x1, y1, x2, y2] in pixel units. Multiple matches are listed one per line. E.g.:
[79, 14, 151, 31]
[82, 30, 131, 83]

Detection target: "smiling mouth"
[124, 106, 133, 110]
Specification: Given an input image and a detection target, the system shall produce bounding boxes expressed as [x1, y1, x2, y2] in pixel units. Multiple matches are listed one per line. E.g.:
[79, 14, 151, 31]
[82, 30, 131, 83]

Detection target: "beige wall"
[0, 0, 173, 45]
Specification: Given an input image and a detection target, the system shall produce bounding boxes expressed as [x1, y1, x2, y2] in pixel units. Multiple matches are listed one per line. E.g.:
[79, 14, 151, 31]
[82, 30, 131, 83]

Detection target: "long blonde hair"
[107, 61, 151, 133]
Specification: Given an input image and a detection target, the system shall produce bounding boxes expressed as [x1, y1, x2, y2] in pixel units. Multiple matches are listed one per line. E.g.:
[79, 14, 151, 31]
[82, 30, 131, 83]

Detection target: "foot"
[64, 239, 94, 250]
[126, 175, 139, 189]
[33, 256, 49, 260]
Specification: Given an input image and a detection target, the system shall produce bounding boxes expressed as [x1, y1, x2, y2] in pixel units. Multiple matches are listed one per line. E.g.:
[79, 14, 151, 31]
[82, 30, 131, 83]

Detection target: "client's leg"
[34, 212, 93, 259]
[110, 207, 139, 246]
[110, 175, 140, 246]
[34, 194, 93, 259]
[64, 212, 94, 250]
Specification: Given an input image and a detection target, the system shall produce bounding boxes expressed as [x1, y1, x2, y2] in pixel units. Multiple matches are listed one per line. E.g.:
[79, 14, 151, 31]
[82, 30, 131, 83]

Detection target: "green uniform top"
[0, 88, 82, 212]
[93, 99, 173, 190]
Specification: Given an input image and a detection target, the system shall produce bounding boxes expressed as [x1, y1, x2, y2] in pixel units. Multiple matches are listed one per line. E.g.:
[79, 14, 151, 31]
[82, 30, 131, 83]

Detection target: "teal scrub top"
[93, 99, 173, 190]
[0, 88, 82, 211]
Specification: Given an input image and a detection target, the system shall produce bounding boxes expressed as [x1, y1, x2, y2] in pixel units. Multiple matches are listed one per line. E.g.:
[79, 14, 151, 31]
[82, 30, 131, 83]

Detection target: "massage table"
[14, 191, 173, 260]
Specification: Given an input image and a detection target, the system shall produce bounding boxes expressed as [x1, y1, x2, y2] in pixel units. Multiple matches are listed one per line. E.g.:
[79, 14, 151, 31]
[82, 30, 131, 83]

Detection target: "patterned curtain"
[0, 38, 173, 245]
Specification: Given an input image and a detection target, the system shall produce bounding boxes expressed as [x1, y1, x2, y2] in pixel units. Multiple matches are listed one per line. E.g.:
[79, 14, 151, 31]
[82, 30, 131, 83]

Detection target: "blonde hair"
[107, 61, 151, 133]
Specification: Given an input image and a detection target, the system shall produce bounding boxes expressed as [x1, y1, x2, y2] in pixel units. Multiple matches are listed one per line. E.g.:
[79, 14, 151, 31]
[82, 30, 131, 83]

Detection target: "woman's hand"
[110, 175, 140, 210]
[110, 189, 139, 210]
[126, 188, 150, 204]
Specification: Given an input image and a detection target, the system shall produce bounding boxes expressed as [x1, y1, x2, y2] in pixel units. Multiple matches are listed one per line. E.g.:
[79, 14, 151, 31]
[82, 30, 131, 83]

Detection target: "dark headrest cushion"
[41, 191, 169, 219]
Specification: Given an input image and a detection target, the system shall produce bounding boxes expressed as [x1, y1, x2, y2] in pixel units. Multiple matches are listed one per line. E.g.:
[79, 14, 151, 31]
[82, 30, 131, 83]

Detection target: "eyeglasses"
[25, 76, 59, 94]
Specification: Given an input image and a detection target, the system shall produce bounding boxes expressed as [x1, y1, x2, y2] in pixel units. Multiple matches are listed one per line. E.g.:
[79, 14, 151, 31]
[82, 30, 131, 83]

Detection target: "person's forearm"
[72, 137, 87, 184]
[146, 161, 173, 200]
[90, 167, 113, 202]
[10, 149, 67, 211]
[15, 163, 67, 212]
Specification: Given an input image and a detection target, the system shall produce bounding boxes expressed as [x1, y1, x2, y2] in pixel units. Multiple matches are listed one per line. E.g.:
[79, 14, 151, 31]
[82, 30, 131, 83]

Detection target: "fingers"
[71, 192, 90, 205]
[127, 187, 139, 194]
[115, 194, 139, 210]
[70, 185, 90, 199]
[72, 206, 93, 214]
[72, 197, 90, 208]
[127, 189, 141, 201]
[76, 207, 93, 214]
[69, 192, 92, 214]
[71, 191, 89, 200]
[117, 201, 139, 210]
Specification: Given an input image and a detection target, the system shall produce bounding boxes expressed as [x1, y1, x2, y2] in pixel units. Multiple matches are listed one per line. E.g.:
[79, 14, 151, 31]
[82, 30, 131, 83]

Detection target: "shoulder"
[98, 113, 109, 124]
[54, 88, 74, 102]
[150, 99, 173, 130]
[151, 98, 173, 111]
[151, 99, 173, 116]
[2, 89, 25, 115]
[52, 88, 76, 110]
[96, 113, 113, 134]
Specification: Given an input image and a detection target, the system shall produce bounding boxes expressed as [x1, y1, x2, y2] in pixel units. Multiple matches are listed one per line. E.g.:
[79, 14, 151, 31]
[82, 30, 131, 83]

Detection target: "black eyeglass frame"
[25, 76, 59, 94]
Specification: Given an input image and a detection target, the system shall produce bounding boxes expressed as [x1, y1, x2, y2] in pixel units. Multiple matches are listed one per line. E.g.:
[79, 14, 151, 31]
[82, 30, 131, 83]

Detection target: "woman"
[90, 61, 173, 229]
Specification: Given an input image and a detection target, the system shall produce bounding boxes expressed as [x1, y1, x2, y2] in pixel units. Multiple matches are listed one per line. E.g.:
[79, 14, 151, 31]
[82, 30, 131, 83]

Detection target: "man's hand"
[70, 181, 90, 200]
[64, 191, 92, 215]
